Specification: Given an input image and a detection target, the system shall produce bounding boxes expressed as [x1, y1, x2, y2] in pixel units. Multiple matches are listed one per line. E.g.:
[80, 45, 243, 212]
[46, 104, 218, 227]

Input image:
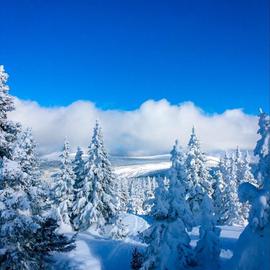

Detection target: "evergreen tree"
[0, 65, 75, 269]
[13, 128, 50, 215]
[131, 248, 144, 270]
[141, 149, 194, 270]
[241, 151, 256, 185]
[254, 109, 270, 188]
[73, 146, 85, 191]
[142, 177, 156, 214]
[212, 161, 226, 224]
[73, 121, 118, 232]
[185, 127, 213, 223]
[170, 139, 188, 193]
[195, 195, 221, 269]
[231, 110, 270, 270]
[223, 156, 244, 225]
[234, 149, 256, 219]
[54, 139, 75, 225]
[71, 146, 85, 227]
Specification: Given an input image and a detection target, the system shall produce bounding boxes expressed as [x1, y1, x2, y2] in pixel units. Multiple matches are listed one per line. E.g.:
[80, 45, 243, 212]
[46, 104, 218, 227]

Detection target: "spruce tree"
[223, 156, 244, 225]
[170, 139, 188, 193]
[71, 146, 85, 227]
[185, 127, 213, 223]
[254, 109, 270, 188]
[73, 146, 85, 192]
[0, 65, 75, 269]
[141, 150, 194, 270]
[13, 128, 50, 215]
[73, 121, 118, 232]
[54, 139, 75, 225]
[231, 110, 270, 270]
[212, 160, 226, 225]
[195, 195, 221, 269]
[131, 248, 144, 270]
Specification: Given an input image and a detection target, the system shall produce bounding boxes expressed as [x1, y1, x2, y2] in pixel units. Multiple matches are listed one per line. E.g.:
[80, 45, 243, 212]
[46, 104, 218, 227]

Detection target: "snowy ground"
[53, 214, 243, 270]
[41, 154, 219, 180]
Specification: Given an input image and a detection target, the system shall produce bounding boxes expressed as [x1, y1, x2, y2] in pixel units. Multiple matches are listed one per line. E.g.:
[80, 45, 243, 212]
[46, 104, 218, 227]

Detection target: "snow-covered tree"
[223, 156, 245, 225]
[234, 149, 256, 219]
[141, 150, 194, 270]
[12, 128, 50, 215]
[73, 121, 118, 232]
[185, 127, 213, 223]
[127, 179, 144, 215]
[73, 146, 85, 192]
[195, 194, 221, 269]
[170, 139, 185, 173]
[0, 65, 75, 268]
[54, 139, 75, 225]
[131, 248, 144, 270]
[71, 146, 85, 227]
[241, 151, 256, 185]
[212, 161, 226, 224]
[170, 139, 188, 193]
[254, 109, 270, 188]
[231, 111, 270, 270]
[142, 177, 156, 214]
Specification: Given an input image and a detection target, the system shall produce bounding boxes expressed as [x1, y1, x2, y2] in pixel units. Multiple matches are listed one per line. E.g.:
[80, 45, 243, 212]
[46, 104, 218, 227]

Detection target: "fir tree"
[185, 127, 213, 223]
[54, 139, 75, 225]
[254, 109, 270, 188]
[195, 195, 221, 269]
[73, 121, 118, 232]
[73, 146, 85, 191]
[131, 248, 144, 270]
[170, 139, 188, 193]
[241, 151, 256, 185]
[223, 156, 244, 225]
[141, 149, 194, 270]
[13, 128, 50, 215]
[0, 65, 75, 269]
[71, 146, 85, 227]
[212, 161, 226, 225]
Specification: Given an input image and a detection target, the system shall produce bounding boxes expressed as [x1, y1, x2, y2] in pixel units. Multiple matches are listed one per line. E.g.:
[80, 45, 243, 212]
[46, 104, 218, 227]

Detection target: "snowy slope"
[41, 154, 219, 180]
[53, 214, 243, 270]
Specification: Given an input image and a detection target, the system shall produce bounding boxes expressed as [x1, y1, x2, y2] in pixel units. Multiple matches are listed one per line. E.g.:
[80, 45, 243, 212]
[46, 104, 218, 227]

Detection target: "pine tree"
[131, 248, 144, 270]
[12, 128, 50, 215]
[73, 121, 118, 232]
[73, 146, 85, 191]
[0, 65, 75, 269]
[195, 194, 221, 269]
[234, 149, 256, 219]
[223, 156, 244, 225]
[185, 127, 213, 223]
[142, 177, 156, 214]
[170, 139, 188, 193]
[71, 146, 85, 227]
[141, 150, 194, 270]
[231, 110, 270, 270]
[241, 151, 256, 185]
[254, 109, 270, 188]
[54, 139, 75, 225]
[212, 160, 226, 224]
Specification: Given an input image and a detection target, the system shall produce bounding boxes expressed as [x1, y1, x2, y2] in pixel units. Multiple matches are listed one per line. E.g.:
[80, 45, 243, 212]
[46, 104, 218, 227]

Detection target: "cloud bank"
[9, 98, 258, 156]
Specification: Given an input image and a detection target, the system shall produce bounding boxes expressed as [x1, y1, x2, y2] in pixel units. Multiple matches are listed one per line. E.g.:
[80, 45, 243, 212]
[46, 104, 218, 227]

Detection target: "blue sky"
[0, 0, 269, 114]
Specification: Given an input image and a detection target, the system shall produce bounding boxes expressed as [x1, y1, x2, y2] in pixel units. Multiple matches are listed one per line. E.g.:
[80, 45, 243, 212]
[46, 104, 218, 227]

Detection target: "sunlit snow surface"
[53, 214, 243, 270]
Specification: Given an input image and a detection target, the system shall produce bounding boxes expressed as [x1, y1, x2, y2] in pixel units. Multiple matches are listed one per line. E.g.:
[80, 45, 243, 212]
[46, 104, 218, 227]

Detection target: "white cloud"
[8, 98, 259, 156]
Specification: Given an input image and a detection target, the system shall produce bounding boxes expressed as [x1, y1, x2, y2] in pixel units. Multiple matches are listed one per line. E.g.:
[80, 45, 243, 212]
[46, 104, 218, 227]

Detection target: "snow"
[41, 154, 219, 180]
[114, 162, 171, 178]
[52, 214, 244, 270]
